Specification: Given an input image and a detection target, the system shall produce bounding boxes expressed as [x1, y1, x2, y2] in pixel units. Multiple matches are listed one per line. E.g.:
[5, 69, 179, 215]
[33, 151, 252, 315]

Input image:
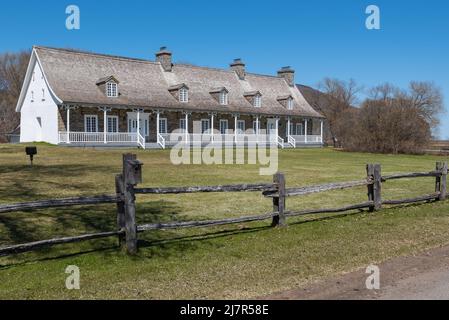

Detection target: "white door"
[267, 118, 277, 135]
[127, 112, 149, 136]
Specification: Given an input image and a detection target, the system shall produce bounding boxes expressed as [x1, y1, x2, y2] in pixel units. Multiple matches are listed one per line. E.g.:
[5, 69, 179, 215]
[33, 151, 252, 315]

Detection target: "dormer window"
[287, 97, 293, 110]
[107, 82, 118, 97]
[210, 87, 229, 105]
[277, 95, 293, 109]
[97, 76, 120, 97]
[179, 87, 189, 103]
[168, 83, 190, 103]
[243, 91, 262, 108]
[254, 94, 262, 108]
[219, 91, 228, 105]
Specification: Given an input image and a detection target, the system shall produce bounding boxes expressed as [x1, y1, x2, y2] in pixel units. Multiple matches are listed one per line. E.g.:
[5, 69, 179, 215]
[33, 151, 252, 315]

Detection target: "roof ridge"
[33, 45, 159, 65]
[33, 46, 286, 80]
[174, 63, 235, 74]
[246, 72, 282, 79]
[175, 63, 282, 79]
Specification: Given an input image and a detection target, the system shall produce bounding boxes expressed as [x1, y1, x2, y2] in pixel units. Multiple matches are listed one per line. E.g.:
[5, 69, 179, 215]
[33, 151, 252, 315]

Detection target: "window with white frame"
[219, 119, 228, 134]
[42, 89, 45, 101]
[179, 118, 187, 132]
[107, 116, 119, 133]
[106, 82, 118, 97]
[287, 97, 293, 110]
[85, 115, 98, 132]
[219, 91, 228, 105]
[296, 123, 304, 135]
[254, 94, 262, 108]
[179, 87, 189, 103]
[201, 119, 210, 133]
[237, 120, 245, 133]
[159, 118, 168, 134]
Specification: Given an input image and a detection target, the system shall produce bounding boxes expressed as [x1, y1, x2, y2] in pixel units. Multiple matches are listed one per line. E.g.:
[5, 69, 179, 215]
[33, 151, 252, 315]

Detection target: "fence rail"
[0, 155, 447, 257]
[0, 195, 119, 214]
[134, 183, 275, 195]
[263, 179, 372, 198]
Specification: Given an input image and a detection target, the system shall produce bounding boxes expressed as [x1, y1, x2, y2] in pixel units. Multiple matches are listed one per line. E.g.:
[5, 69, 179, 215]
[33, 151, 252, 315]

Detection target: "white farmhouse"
[16, 46, 325, 148]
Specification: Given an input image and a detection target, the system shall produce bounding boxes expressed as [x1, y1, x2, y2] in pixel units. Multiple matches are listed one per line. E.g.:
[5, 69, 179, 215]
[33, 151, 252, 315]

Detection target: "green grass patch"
[0, 145, 448, 299]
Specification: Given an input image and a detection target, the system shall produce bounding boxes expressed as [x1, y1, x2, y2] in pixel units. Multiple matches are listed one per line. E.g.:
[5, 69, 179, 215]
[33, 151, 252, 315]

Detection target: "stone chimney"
[230, 58, 246, 80]
[156, 46, 173, 72]
[277, 66, 295, 87]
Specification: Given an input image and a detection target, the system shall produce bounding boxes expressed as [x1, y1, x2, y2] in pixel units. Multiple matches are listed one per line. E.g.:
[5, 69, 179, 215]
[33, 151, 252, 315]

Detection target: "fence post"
[436, 161, 448, 201]
[115, 174, 126, 247]
[367, 164, 382, 212]
[272, 172, 286, 227]
[122, 153, 143, 255]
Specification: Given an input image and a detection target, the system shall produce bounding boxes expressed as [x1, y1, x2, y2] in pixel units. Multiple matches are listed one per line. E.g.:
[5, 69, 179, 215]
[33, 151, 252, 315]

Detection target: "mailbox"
[25, 146, 37, 166]
[125, 159, 143, 185]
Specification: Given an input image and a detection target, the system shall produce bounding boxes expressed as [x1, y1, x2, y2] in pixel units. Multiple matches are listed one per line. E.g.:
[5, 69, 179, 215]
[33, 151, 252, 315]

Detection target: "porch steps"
[144, 143, 161, 149]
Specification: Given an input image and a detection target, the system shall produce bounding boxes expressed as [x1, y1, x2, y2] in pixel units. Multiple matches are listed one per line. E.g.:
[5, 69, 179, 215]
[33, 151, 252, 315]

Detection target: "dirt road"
[263, 245, 449, 300]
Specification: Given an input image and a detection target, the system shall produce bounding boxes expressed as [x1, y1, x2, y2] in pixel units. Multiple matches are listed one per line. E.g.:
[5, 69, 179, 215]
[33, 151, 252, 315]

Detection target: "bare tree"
[0, 50, 30, 141]
[349, 82, 439, 154]
[408, 81, 444, 130]
[313, 79, 443, 154]
[317, 78, 362, 147]
[355, 96, 430, 154]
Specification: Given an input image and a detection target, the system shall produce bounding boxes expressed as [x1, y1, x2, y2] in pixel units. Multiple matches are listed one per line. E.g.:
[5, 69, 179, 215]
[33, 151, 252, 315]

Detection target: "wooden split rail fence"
[0, 154, 447, 256]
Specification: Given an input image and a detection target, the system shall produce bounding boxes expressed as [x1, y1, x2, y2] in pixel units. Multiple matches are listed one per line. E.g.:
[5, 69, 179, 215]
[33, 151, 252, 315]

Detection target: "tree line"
[0, 50, 30, 142]
[307, 78, 444, 154]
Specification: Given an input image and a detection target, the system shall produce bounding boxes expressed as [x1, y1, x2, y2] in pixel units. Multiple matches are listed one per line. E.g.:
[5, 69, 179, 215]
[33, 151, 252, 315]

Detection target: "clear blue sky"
[1, 0, 448, 137]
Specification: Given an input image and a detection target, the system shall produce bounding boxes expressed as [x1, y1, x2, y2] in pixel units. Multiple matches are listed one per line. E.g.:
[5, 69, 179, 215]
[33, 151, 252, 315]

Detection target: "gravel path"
[262, 245, 449, 300]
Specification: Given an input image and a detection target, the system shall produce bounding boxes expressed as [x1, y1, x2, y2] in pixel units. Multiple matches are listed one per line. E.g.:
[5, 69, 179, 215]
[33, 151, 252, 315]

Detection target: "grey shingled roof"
[35, 46, 324, 118]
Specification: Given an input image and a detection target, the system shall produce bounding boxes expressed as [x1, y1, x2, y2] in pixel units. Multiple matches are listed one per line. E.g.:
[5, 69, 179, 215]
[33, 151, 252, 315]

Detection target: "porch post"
[156, 110, 160, 140]
[304, 118, 308, 144]
[66, 106, 71, 144]
[137, 109, 141, 142]
[210, 113, 215, 142]
[185, 112, 189, 142]
[257, 116, 259, 136]
[275, 117, 279, 137]
[234, 114, 238, 144]
[256, 116, 260, 142]
[103, 108, 107, 144]
[287, 117, 291, 137]
[320, 119, 324, 143]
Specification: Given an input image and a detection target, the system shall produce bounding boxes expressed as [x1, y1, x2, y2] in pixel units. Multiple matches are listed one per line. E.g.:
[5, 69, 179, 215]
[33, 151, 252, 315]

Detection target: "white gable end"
[18, 50, 61, 144]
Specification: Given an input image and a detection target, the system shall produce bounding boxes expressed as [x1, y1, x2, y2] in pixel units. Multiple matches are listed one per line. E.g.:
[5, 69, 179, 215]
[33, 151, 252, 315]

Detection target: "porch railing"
[157, 133, 165, 149]
[291, 135, 323, 144]
[108, 133, 138, 143]
[161, 134, 281, 146]
[59, 132, 138, 144]
[58, 132, 322, 147]
[277, 136, 284, 149]
[138, 133, 146, 149]
[288, 135, 296, 147]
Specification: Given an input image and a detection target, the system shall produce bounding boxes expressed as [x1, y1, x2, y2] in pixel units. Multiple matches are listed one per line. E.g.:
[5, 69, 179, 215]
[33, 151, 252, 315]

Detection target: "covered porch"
[57, 105, 324, 149]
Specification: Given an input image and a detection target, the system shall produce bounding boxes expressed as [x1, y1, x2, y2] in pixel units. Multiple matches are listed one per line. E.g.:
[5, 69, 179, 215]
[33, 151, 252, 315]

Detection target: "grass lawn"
[1, 144, 449, 299]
